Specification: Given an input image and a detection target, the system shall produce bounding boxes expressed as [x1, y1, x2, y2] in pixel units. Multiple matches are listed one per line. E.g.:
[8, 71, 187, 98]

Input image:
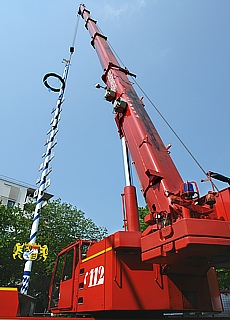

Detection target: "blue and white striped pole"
[20, 59, 71, 295]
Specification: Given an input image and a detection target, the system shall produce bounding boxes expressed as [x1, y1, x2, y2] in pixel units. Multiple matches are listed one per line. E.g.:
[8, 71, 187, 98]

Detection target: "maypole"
[20, 14, 79, 295]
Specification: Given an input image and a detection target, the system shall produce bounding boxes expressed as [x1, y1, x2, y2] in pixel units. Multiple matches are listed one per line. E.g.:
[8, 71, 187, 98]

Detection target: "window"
[62, 249, 74, 281]
[81, 242, 91, 260]
[50, 246, 78, 308]
[50, 254, 65, 307]
[7, 200, 15, 207]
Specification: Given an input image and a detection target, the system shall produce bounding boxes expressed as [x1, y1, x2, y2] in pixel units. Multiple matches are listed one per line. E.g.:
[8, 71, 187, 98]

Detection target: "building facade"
[0, 176, 53, 208]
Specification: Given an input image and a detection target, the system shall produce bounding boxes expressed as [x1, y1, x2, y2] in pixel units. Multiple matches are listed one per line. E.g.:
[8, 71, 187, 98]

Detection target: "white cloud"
[138, 0, 148, 8]
[103, 0, 154, 20]
[104, 4, 129, 18]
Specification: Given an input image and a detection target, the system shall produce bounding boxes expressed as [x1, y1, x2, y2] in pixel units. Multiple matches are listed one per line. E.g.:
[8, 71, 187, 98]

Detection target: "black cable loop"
[43, 12, 80, 93]
[43, 73, 65, 92]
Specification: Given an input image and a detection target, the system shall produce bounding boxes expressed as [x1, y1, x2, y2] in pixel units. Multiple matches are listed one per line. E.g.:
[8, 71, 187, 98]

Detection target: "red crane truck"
[1, 4, 230, 320]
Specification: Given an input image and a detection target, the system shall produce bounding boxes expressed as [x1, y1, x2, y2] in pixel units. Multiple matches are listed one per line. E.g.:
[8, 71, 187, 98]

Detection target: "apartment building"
[0, 175, 53, 208]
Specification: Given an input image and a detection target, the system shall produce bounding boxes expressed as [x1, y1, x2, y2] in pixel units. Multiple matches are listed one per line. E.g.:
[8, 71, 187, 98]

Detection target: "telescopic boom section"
[79, 5, 183, 215]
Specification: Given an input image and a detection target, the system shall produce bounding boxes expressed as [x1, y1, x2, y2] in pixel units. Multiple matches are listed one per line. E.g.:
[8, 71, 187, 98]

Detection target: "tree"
[138, 206, 149, 232]
[216, 269, 230, 290]
[0, 199, 107, 296]
[0, 204, 31, 286]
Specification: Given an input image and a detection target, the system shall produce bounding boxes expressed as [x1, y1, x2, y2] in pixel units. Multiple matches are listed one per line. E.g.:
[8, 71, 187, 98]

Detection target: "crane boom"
[79, 5, 183, 217]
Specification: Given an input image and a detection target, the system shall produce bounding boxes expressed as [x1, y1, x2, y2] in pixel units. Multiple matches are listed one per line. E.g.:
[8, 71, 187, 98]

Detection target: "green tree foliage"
[0, 199, 107, 296]
[138, 206, 149, 232]
[216, 269, 230, 290]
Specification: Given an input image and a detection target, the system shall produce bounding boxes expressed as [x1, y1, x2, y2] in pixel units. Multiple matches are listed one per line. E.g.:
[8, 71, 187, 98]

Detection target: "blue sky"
[1, 0, 230, 234]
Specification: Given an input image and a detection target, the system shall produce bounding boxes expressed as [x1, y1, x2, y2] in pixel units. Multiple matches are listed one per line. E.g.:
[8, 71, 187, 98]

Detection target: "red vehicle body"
[47, 5, 230, 318]
[1, 4, 230, 320]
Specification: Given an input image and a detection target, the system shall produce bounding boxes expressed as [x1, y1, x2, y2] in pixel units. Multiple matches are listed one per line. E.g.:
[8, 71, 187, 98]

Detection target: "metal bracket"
[102, 62, 136, 82]
[91, 32, 107, 48]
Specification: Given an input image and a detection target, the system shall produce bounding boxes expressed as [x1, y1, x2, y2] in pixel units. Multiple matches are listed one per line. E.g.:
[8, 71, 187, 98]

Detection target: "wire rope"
[87, 22, 222, 191]
[67, 12, 80, 62]
[131, 78, 207, 177]
[105, 38, 208, 178]
[72, 13, 80, 47]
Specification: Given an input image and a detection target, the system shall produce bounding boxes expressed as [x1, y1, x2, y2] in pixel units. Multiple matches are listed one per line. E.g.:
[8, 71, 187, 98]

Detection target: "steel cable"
[105, 38, 208, 179]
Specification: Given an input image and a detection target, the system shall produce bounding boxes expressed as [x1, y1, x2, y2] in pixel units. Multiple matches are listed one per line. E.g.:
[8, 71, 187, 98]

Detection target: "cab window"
[62, 248, 74, 281]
